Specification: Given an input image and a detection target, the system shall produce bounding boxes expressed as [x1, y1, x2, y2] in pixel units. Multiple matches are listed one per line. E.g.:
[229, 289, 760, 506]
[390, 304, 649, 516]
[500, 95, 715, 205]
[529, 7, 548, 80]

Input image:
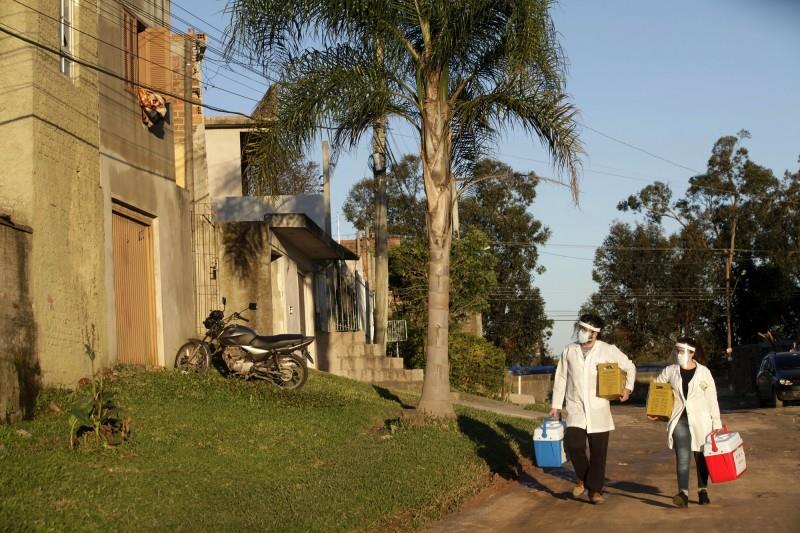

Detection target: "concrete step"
[328, 356, 405, 371]
[330, 367, 423, 383]
[329, 343, 387, 358]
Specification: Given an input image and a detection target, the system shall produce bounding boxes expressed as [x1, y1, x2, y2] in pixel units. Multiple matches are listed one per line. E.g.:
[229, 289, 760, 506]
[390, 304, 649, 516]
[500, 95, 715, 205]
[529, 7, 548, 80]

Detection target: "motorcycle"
[175, 298, 314, 390]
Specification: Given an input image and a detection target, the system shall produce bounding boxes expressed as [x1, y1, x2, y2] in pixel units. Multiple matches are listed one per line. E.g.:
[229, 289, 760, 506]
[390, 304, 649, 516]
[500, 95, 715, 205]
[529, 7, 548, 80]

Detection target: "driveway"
[427, 405, 800, 532]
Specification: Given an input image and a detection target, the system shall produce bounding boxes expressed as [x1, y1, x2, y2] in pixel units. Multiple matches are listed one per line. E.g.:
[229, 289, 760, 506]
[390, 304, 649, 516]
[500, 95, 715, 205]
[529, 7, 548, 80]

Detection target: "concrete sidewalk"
[376, 382, 544, 421]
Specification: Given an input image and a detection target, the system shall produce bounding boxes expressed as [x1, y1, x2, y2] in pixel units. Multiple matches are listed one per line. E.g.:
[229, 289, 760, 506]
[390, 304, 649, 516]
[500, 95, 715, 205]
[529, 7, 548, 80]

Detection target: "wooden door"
[112, 209, 158, 366]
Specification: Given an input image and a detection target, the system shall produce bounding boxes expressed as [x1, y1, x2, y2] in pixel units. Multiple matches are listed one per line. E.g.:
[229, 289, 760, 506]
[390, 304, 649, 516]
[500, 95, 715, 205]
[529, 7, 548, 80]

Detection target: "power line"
[12, 0, 265, 104]
[576, 121, 702, 175]
[0, 22, 251, 118]
[80, 0, 277, 97]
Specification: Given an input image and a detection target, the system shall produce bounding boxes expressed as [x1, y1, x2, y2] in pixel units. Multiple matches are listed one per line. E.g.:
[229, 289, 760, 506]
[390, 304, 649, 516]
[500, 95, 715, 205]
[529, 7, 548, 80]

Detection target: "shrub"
[449, 333, 506, 398]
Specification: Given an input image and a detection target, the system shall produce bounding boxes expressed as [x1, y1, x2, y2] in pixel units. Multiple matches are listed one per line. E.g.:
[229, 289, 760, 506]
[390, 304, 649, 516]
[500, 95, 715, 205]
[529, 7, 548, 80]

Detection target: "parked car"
[756, 352, 800, 407]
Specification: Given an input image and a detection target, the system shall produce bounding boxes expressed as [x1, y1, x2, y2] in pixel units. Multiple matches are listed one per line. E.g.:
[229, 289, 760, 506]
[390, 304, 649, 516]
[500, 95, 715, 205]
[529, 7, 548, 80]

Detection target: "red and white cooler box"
[703, 426, 746, 483]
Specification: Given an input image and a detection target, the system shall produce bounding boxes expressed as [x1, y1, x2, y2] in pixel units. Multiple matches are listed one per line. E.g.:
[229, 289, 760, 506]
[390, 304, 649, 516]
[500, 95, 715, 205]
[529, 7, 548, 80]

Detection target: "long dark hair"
[676, 335, 706, 365]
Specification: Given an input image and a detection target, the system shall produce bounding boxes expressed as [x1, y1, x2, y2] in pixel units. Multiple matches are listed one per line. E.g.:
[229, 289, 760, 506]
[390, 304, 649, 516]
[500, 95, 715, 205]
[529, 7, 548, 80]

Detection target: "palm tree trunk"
[373, 117, 389, 347]
[417, 72, 456, 418]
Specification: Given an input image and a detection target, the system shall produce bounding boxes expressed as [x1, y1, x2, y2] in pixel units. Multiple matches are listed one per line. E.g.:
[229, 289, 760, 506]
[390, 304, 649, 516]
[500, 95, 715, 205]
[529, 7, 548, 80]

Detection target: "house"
[202, 116, 422, 383]
[0, 0, 200, 417]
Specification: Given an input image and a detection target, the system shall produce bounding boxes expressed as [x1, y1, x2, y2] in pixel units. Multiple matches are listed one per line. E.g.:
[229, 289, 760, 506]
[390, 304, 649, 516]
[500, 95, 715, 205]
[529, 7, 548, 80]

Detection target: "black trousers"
[564, 426, 610, 493]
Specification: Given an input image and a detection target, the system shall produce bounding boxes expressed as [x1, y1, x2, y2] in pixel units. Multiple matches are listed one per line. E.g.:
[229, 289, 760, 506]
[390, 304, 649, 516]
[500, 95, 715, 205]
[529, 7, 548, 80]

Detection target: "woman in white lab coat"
[650, 336, 722, 508]
[550, 313, 637, 504]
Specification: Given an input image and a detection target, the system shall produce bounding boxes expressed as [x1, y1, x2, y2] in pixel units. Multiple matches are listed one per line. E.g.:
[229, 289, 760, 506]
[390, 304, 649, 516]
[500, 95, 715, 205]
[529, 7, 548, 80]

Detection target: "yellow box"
[646, 382, 674, 419]
[596, 363, 627, 400]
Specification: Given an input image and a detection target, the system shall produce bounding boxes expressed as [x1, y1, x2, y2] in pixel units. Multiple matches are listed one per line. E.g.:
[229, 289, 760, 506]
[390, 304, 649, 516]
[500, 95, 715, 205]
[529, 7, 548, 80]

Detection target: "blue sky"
[182, 0, 800, 355]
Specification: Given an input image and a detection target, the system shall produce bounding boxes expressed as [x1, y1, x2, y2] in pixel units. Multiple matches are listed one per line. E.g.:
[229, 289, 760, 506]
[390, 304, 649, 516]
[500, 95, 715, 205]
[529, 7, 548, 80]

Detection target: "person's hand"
[619, 388, 632, 402]
[548, 408, 559, 419]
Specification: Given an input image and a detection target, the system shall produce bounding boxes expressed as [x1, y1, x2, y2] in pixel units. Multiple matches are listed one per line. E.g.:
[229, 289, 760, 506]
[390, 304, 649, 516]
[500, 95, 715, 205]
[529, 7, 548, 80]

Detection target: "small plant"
[68, 325, 130, 449]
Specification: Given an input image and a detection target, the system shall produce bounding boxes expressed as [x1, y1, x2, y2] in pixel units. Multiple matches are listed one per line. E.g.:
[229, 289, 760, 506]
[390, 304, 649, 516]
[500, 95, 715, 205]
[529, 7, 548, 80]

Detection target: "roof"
[267, 213, 358, 261]
[204, 115, 253, 129]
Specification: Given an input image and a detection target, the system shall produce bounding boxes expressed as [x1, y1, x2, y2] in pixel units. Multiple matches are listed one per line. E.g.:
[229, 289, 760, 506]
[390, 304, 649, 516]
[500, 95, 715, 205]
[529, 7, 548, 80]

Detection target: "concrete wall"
[103, 162, 196, 368]
[97, 0, 195, 368]
[217, 223, 275, 337]
[504, 367, 664, 405]
[213, 195, 326, 228]
[205, 126, 246, 198]
[0, 216, 37, 422]
[0, 1, 107, 387]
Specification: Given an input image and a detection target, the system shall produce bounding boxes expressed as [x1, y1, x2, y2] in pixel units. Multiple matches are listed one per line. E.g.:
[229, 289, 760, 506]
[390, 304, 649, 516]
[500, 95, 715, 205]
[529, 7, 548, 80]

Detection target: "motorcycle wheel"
[274, 354, 308, 390]
[174, 341, 210, 373]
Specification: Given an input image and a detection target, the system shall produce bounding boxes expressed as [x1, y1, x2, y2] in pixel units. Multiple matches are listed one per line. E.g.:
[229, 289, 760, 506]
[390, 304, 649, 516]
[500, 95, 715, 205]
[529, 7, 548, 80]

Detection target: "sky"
[179, 0, 800, 355]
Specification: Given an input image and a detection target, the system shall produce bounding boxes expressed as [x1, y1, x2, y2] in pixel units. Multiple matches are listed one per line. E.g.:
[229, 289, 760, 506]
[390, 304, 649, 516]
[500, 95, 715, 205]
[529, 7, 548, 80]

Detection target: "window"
[122, 10, 170, 93]
[60, 0, 74, 76]
[122, 9, 143, 90]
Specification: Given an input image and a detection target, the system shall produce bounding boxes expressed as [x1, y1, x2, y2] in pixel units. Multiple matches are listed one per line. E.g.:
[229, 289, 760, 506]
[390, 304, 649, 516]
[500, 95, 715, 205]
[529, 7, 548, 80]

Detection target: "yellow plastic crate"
[646, 381, 674, 419]
[596, 362, 627, 400]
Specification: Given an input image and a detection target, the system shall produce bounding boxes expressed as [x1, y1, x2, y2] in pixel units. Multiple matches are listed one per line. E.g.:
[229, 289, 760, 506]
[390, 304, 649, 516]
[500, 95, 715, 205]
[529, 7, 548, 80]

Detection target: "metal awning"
[265, 213, 358, 261]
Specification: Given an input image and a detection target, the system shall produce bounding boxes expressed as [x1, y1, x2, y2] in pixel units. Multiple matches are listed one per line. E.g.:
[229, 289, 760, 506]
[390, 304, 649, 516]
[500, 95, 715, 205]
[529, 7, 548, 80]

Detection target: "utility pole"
[322, 140, 332, 236]
[372, 116, 388, 346]
[184, 29, 194, 200]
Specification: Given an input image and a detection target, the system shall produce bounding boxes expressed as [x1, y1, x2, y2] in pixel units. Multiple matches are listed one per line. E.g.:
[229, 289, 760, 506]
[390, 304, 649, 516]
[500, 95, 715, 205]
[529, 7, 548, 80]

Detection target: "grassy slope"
[0, 369, 536, 532]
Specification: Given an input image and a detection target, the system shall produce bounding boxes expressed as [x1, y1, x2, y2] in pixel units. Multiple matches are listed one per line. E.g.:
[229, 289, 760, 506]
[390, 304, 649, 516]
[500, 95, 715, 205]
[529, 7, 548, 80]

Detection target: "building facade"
[0, 1, 198, 404]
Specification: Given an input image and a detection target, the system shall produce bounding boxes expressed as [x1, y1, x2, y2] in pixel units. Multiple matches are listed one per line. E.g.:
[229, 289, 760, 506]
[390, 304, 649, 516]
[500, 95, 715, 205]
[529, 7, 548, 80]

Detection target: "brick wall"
[170, 33, 206, 188]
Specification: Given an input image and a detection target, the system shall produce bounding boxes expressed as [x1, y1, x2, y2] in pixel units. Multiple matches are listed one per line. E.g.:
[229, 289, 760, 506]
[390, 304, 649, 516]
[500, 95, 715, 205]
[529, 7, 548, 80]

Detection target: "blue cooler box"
[533, 418, 567, 468]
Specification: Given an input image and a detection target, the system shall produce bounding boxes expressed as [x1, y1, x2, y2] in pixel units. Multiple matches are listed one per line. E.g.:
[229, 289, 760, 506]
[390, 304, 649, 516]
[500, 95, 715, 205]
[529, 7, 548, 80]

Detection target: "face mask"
[577, 330, 591, 344]
[677, 351, 692, 369]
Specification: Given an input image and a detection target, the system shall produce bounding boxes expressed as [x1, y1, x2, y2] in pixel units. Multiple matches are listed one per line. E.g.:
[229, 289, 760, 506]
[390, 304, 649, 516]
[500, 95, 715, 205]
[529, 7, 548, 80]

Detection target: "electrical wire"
[0, 22, 252, 118]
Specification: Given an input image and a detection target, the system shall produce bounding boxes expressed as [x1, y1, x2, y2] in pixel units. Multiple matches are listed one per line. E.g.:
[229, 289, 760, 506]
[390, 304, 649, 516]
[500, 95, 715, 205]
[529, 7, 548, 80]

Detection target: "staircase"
[316, 331, 423, 383]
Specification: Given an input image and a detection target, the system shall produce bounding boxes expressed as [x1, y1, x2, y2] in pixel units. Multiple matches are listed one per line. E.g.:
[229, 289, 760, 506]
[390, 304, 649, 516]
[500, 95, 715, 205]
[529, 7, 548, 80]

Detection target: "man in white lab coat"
[549, 313, 636, 504]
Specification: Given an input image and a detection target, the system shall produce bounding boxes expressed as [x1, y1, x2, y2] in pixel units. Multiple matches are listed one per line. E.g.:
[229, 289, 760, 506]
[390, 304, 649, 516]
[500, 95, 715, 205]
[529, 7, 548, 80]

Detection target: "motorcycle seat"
[250, 333, 307, 350]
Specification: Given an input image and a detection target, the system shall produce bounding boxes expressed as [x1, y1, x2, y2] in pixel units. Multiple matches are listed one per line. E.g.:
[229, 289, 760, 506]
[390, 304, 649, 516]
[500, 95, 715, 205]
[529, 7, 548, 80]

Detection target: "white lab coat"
[551, 340, 637, 434]
[654, 363, 722, 451]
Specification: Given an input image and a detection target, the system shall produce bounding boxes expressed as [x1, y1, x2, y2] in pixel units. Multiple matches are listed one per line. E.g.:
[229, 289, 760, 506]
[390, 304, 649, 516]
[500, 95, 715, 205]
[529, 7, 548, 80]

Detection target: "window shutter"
[138, 27, 170, 93]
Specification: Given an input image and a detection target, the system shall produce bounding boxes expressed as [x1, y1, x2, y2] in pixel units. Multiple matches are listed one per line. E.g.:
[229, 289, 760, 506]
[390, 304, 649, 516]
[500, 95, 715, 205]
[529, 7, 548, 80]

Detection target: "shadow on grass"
[372, 385, 415, 409]
[457, 415, 522, 480]
[496, 421, 534, 462]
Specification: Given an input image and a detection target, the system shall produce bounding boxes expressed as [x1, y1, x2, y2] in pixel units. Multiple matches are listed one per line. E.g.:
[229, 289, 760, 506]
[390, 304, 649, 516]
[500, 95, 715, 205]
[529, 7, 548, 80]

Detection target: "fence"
[191, 203, 220, 335]
[317, 261, 372, 337]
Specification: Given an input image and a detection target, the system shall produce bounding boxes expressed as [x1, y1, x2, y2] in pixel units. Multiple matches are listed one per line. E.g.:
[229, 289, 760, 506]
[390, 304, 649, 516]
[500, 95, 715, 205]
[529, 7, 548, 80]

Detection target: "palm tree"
[226, 0, 582, 417]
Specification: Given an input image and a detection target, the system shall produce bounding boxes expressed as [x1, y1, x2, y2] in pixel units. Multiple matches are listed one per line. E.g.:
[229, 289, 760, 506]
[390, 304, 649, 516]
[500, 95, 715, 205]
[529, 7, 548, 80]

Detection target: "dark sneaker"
[589, 491, 606, 505]
[698, 491, 710, 505]
[672, 492, 689, 508]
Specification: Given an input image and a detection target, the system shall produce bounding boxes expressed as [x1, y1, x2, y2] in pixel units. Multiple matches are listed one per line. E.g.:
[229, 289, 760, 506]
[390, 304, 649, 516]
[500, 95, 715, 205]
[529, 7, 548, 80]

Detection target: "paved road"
[428, 405, 800, 532]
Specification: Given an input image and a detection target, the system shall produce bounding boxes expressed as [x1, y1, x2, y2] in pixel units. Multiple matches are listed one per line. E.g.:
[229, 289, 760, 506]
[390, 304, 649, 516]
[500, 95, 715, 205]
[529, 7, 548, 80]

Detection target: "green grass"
[0, 368, 536, 532]
[522, 402, 549, 412]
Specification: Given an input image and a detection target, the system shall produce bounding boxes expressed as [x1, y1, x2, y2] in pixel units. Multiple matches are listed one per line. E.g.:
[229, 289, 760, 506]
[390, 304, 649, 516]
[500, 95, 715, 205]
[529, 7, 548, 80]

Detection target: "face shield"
[577, 321, 600, 344]
[674, 342, 696, 368]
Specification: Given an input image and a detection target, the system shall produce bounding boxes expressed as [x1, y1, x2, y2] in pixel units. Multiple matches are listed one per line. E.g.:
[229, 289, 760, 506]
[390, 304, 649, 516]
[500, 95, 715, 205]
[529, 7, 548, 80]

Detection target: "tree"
[390, 228, 498, 366]
[226, 0, 582, 417]
[345, 156, 555, 364]
[342, 154, 427, 237]
[611, 132, 797, 357]
[459, 159, 552, 364]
